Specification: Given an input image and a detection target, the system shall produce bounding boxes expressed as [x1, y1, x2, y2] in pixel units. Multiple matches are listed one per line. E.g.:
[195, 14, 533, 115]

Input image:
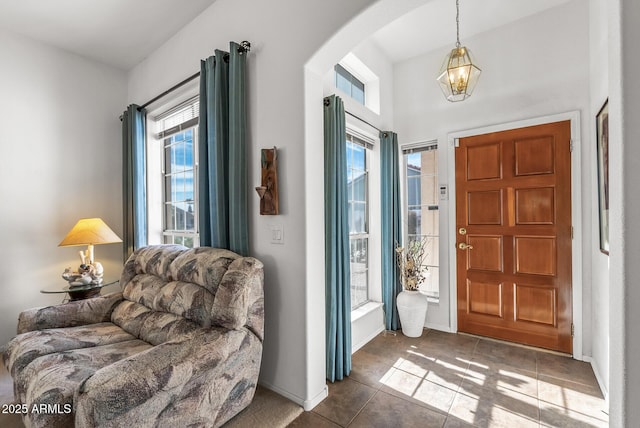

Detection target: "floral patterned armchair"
[2, 245, 264, 427]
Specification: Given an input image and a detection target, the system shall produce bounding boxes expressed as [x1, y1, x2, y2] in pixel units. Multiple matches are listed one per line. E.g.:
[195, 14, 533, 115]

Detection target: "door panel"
[467, 191, 503, 225]
[467, 143, 502, 180]
[514, 136, 555, 176]
[515, 187, 555, 224]
[514, 237, 557, 276]
[467, 235, 503, 272]
[468, 281, 503, 317]
[514, 284, 556, 325]
[456, 121, 572, 353]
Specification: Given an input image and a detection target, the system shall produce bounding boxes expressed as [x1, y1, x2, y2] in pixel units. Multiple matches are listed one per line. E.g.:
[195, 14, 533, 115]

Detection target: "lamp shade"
[58, 218, 122, 247]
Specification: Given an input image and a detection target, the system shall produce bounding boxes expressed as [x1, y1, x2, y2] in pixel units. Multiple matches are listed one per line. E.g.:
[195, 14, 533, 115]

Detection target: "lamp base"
[68, 287, 101, 301]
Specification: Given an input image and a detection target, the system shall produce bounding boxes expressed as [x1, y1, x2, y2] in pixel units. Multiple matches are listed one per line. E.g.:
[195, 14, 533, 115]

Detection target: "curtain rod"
[140, 71, 200, 110]
[345, 110, 385, 135]
[120, 41, 251, 120]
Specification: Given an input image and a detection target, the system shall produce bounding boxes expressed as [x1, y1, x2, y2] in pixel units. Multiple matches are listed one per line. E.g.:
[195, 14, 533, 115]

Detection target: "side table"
[40, 280, 119, 302]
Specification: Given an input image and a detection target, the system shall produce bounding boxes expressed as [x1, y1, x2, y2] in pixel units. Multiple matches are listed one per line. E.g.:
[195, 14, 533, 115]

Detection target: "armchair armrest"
[17, 292, 123, 334]
[75, 328, 262, 427]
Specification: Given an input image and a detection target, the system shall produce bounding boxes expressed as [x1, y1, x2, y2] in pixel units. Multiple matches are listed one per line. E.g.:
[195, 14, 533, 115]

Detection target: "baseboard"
[352, 324, 384, 353]
[582, 356, 609, 403]
[425, 322, 454, 333]
[258, 381, 327, 411]
[303, 384, 328, 411]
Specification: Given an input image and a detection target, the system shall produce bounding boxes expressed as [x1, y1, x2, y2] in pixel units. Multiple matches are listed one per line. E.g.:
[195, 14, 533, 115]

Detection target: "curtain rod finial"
[239, 41, 251, 54]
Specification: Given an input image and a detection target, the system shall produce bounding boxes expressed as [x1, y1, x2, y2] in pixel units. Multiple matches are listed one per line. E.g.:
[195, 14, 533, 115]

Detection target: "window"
[335, 64, 365, 105]
[153, 97, 200, 248]
[404, 143, 439, 299]
[347, 132, 373, 309]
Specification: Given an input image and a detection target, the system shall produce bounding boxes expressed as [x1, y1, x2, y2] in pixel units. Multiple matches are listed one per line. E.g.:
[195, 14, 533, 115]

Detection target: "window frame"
[161, 128, 199, 248]
[402, 141, 440, 301]
[335, 64, 366, 105]
[148, 96, 201, 248]
[347, 130, 374, 310]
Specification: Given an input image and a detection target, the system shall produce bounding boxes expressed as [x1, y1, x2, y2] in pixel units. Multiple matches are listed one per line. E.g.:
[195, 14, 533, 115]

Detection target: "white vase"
[396, 290, 428, 337]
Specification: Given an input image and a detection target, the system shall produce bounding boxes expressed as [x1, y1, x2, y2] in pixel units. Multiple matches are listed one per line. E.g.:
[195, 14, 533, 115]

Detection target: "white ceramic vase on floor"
[396, 290, 428, 337]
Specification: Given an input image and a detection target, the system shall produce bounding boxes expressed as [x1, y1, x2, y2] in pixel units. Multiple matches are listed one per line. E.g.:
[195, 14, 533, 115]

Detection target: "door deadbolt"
[458, 227, 467, 235]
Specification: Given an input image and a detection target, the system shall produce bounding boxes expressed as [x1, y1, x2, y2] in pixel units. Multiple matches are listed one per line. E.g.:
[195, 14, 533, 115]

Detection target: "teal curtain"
[324, 95, 351, 382]
[380, 131, 402, 330]
[122, 104, 147, 261]
[198, 42, 249, 255]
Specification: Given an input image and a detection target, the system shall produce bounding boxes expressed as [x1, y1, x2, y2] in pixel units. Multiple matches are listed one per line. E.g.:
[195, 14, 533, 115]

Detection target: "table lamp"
[58, 218, 122, 286]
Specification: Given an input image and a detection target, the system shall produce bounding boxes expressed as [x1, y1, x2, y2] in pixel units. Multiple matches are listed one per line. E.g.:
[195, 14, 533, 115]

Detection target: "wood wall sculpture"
[255, 147, 279, 215]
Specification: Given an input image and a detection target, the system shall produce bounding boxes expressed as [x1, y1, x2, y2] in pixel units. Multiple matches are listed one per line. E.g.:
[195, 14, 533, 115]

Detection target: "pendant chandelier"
[436, 0, 481, 102]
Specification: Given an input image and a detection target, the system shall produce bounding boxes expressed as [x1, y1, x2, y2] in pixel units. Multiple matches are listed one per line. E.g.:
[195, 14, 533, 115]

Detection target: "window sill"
[352, 301, 383, 323]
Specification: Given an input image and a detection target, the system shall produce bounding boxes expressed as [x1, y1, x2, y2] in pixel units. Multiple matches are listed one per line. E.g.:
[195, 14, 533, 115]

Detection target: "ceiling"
[369, 0, 572, 63]
[0, 0, 572, 71]
[0, 0, 217, 70]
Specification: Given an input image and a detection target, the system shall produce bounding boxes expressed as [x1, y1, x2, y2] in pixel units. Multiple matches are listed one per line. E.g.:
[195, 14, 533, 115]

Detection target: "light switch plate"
[270, 224, 284, 245]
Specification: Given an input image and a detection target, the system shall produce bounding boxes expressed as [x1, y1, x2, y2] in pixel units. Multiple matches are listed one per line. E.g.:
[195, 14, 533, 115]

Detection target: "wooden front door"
[455, 121, 572, 353]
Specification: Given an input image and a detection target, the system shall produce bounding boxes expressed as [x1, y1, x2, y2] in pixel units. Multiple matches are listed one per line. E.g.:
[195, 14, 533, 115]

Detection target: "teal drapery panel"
[227, 43, 249, 256]
[198, 42, 249, 255]
[122, 104, 147, 261]
[324, 95, 352, 382]
[380, 131, 402, 331]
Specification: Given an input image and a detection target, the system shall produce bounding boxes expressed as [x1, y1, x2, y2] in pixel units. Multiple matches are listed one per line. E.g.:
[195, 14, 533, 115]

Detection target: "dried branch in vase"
[395, 237, 429, 291]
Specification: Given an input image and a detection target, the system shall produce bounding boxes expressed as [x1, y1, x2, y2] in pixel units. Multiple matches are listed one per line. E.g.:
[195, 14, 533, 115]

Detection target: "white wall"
[588, 0, 610, 398]
[392, 0, 592, 342]
[0, 29, 127, 344]
[609, 0, 640, 425]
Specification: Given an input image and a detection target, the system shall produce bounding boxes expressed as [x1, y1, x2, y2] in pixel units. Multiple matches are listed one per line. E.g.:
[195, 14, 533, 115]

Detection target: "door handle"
[458, 243, 473, 250]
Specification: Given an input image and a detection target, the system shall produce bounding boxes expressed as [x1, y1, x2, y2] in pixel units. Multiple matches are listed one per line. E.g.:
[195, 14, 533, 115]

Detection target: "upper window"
[153, 97, 200, 248]
[404, 143, 439, 300]
[335, 64, 365, 105]
[347, 132, 373, 309]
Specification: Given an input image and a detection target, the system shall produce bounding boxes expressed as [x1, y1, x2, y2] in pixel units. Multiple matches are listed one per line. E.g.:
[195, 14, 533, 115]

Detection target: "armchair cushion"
[17, 339, 151, 428]
[4, 322, 135, 379]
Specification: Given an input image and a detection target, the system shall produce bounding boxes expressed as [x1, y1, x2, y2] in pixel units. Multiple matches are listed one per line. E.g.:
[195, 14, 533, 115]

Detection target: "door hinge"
[570, 139, 574, 152]
[571, 226, 574, 239]
[571, 323, 575, 337]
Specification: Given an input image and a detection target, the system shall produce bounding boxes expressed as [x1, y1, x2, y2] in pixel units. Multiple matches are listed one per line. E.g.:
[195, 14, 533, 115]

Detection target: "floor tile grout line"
[444, 347, 474, 427]
[465, 336, 546, 425]
[308, 409, 344, 427]
[344, 387, 382, 427]
[347, 372, 383, 391]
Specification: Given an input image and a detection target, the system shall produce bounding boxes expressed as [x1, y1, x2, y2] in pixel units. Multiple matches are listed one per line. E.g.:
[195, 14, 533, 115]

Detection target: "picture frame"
[596, 99, 609, 255]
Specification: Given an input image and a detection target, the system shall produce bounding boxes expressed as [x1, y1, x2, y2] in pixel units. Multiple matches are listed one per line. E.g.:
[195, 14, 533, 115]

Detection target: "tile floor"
[289, 329, 608, 427]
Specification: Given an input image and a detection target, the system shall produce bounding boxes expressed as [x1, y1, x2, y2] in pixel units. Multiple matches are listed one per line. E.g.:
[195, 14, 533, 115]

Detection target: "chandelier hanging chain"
[456, 0, 461, 48]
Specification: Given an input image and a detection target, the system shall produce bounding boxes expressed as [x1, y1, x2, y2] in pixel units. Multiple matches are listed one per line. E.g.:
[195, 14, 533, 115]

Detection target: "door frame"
[446, 111, 583, 359]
